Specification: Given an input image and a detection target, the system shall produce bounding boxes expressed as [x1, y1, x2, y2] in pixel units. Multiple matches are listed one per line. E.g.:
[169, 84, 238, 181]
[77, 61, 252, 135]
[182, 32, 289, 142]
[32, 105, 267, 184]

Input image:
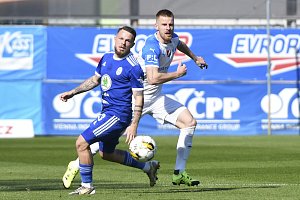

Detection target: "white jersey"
[138, 32, 180, 101]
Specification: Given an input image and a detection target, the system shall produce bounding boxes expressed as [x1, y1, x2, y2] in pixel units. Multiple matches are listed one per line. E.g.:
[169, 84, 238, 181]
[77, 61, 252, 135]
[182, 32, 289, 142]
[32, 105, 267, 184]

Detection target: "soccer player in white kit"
[62, 9, 207, 188]
[137, 9, 207, 186]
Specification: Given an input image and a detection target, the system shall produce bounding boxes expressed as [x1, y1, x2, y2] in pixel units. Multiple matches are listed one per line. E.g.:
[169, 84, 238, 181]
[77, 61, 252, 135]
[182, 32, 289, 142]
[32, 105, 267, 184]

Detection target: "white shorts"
[143, 95, 186, 125]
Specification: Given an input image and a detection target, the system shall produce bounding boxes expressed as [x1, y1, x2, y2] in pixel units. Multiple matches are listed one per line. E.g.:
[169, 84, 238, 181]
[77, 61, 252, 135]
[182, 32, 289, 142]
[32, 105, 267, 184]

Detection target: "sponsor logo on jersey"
[0, 31, 34, 70]
[215, 34, 300, 75]
[101, 74, 112, 91]
[76, 32, 193, 67]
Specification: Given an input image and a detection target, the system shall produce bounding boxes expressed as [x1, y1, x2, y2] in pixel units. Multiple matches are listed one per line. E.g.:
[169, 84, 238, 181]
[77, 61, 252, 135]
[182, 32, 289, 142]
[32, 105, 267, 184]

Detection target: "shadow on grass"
[140, 185, 281, 194]
[0, 179, 281, 194]
[0, 179, 151, 192]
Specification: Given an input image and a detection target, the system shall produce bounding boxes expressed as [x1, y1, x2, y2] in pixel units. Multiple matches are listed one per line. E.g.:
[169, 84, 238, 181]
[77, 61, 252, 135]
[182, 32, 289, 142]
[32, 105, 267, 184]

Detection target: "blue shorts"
[81, 112, 129, 153]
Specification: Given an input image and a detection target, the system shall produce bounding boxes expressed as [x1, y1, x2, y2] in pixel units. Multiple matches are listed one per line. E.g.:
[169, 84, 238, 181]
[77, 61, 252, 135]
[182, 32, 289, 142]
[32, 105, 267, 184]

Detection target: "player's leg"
[151, 95, 200, 186]
[69, 134, 95, 195]
[99, 139, 160, 187]
[171, 108, 200, 186]
[69, 112, 119, 195]
[62, 141, 99, 189]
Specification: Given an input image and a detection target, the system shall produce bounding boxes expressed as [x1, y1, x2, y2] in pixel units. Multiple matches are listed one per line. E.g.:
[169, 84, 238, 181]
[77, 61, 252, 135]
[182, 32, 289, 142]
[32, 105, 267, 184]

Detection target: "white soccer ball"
[129, 135, 157, 162]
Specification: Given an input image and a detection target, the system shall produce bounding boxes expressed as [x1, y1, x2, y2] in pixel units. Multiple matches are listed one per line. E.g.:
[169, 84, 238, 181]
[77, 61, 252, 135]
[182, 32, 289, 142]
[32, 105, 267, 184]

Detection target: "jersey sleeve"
[95, 54, 106, 76]
[173, 33, 181, 48]
[130, 64, 144, 90]
[141, 39, 160, 67]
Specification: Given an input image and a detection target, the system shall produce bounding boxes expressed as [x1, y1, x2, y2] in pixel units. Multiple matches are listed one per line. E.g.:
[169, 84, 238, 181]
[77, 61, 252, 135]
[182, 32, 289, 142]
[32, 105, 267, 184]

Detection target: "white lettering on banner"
[172, 88, 240, 119]
[93, 34, 114, 53]
[260, 88, 299, 131]
[0, 31, 34, 70]
[76, 32, 192, 67]
[52, 91, 101, 131]
[215, 34, 300, 75]
[232, 34, 300, 55]
[261, 88, 299, 118]
[165, 88, 241, 131]
[53, 123, 90, 131]
[0, 120, 34, 138]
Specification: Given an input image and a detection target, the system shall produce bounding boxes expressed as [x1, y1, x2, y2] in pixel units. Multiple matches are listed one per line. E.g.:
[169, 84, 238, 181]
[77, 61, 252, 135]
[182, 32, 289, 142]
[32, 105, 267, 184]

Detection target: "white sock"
[175, 126, 195, 172]
[90, 142, 100, 155]
[81, 182, 93, 188]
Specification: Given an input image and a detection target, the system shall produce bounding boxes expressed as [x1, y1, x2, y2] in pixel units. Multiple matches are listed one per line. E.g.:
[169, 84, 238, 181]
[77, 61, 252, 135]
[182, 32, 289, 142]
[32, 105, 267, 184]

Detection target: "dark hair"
[117, 26, 136, 40]
[156, 9, 174, 19]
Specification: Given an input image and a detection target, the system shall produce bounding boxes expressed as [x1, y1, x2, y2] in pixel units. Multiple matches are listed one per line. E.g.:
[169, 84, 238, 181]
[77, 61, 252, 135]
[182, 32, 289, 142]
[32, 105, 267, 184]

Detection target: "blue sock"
[79, 163, 93, 183]
[123, 151, 145, 170]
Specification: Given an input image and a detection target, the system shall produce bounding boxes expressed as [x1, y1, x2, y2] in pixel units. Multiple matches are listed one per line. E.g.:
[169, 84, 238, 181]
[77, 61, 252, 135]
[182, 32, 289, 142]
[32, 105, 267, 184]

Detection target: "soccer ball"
[129, 135, 157, 162]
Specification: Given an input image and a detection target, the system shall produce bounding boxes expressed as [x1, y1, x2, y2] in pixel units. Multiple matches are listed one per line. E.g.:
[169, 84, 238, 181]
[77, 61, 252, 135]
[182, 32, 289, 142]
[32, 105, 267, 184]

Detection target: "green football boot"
[172, 171, 200, 186]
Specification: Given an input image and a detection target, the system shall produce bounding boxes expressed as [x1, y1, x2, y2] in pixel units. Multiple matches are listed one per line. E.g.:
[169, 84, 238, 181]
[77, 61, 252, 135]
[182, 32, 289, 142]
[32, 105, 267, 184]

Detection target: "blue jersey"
[95, 52, 144, 122]
[138, 32, 180, 101]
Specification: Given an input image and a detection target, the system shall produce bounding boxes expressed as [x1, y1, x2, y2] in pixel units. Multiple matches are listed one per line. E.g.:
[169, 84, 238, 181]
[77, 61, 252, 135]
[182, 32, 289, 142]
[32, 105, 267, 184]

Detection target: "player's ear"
[155, 23, 158, 31]
[131, 42, 135, 48]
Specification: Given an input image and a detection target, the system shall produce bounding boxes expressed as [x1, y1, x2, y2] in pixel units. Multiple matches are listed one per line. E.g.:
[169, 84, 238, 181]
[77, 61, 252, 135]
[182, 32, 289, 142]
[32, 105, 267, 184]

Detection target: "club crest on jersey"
[116, 67, 122, 75]
[101, 74, 112, 91]
[214, 34, 300, 75]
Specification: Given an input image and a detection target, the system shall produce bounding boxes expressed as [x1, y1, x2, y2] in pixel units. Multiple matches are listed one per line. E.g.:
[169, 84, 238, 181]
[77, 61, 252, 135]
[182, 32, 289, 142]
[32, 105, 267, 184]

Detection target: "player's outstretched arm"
[177, 41, 208, 69]
[125, 90, 144, 144]
[60, 75, 100, 102]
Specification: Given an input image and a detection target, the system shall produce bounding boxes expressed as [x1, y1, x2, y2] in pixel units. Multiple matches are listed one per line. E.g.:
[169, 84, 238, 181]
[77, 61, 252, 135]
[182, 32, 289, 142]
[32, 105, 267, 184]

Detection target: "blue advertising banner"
[43, 81, 299, 135]
[0, 80, 42, 134]
[0, 26, 46, 80]
[43, 82, 102, 135]
[211, 29, 300, 81]
[0, 26, 298, 136]
[43, 27, 299, 135]
[138, 82, 299, 135]
[47, 27, 300, 81]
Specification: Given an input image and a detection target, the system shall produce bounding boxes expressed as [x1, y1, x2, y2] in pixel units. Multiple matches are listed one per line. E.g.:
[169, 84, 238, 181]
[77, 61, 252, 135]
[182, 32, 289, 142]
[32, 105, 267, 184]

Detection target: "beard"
[158, 31, 172, 43]
[115, 47, 128, 58]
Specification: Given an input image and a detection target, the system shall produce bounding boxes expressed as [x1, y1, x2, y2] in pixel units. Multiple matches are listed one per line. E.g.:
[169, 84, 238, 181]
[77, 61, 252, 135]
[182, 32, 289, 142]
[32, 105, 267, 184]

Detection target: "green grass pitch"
[0, 135, 300, 200]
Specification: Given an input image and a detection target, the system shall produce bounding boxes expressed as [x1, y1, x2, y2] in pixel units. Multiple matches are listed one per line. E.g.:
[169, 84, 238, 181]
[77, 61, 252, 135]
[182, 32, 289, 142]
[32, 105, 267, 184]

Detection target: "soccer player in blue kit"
[62, 9, 208, 188]
[60, 26, 160, 195]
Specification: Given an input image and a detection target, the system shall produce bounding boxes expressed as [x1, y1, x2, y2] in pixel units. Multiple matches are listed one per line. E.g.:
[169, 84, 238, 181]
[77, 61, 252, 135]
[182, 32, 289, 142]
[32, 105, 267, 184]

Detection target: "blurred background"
[0, 0, 299, 26]
[0, 0, 299, 138]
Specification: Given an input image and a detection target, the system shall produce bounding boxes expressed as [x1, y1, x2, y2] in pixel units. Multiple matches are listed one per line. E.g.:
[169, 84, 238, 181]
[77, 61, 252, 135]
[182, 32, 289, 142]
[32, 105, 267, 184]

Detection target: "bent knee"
[75, 136, 89, 152]
[190, 118, 197, 127]
[181, 116, 197, 128]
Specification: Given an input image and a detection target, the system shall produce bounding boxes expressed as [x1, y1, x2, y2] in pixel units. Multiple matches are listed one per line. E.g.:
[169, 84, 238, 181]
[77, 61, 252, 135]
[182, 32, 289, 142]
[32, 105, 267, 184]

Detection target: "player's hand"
[177, 60, 187, 77]
[60, 91, 74, 102]
[195, 56, 208, 69]
[125, 125, 137, 145]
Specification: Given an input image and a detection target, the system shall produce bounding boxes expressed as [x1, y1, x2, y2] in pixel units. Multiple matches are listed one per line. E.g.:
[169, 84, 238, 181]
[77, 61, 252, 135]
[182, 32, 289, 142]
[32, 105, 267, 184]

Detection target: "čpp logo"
[261, 88, 299, 118]
[53, 91, 101, 119]
[167, 88, 240, 119]
[0, 31, 34, 70]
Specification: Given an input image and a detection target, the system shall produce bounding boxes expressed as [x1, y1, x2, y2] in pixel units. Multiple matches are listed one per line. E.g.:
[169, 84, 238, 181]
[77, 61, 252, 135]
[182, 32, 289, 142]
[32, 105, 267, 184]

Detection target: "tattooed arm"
[125, 90, 144, 144]
[60, 75, 101, 102]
